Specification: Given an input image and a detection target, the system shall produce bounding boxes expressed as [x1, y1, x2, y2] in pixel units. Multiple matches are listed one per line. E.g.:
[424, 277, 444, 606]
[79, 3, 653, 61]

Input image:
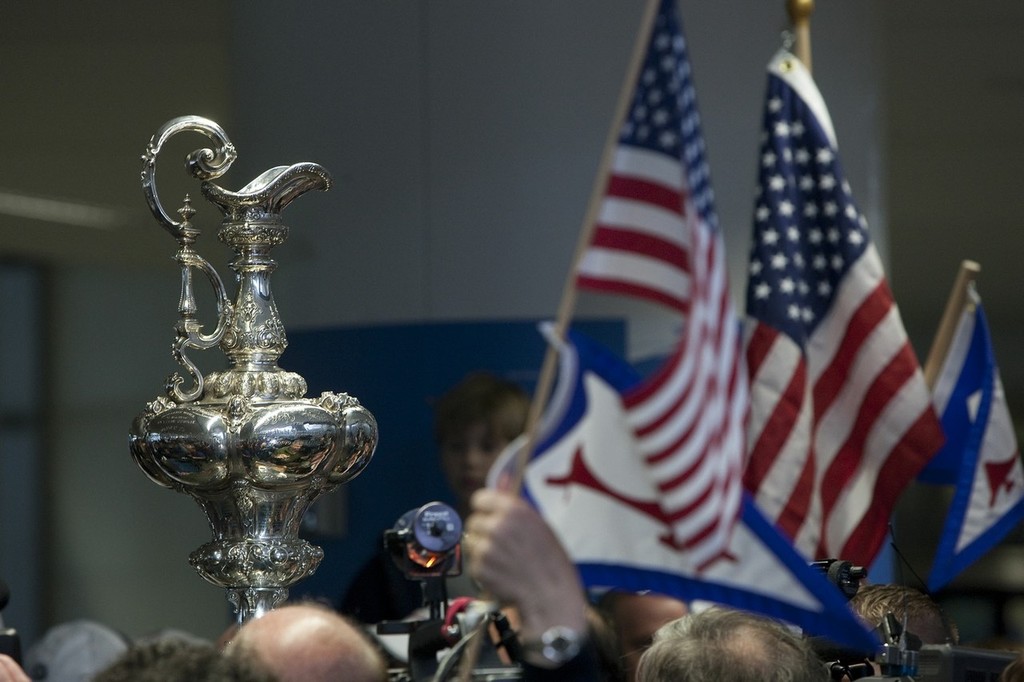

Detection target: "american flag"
[575, 0, 747, 570]
[743, 50, 943, 566]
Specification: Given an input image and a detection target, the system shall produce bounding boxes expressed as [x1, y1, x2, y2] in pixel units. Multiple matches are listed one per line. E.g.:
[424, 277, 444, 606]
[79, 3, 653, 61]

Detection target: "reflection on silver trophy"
[129, 116, 378, 623]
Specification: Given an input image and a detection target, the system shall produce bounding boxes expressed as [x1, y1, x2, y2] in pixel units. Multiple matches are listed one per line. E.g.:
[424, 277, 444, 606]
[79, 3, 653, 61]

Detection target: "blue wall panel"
[284, 318, 625, 605]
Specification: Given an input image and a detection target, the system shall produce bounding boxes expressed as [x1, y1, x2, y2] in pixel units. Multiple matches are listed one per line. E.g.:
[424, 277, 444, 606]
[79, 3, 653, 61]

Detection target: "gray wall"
[11, 1, 883, 645]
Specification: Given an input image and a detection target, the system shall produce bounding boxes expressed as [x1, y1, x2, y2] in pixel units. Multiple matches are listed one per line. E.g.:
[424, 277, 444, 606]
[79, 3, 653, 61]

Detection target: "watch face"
[540, 626, 582, 664]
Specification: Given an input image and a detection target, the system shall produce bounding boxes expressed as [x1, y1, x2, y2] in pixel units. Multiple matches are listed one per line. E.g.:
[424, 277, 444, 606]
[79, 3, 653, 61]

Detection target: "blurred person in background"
[339, 372, 529, 623]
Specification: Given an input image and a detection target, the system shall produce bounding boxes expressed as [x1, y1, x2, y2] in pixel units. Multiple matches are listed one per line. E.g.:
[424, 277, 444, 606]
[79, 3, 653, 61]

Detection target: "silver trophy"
[129, 116, 377, 623]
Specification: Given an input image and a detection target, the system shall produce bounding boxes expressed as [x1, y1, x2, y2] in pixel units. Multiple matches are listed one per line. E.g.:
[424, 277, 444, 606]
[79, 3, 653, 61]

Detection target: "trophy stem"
[227, 587, 289, 624]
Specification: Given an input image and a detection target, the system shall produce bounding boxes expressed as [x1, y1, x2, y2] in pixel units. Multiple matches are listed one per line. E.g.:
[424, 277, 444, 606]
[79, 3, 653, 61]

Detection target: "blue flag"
[490, 326, 878, 652]
[926, 289, 1024, 592]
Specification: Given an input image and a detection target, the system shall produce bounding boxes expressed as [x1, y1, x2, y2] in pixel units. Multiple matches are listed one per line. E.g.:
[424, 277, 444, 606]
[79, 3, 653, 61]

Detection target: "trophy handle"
[141, 115, 237, 238]
[163, 196, 233, 403]
[141, 117, 237, 403]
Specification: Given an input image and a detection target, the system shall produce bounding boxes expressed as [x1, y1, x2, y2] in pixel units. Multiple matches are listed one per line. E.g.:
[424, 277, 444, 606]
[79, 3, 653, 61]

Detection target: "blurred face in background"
[440, 421, 510, 513]
[433, 373, 529, 514]
[605, 592, 689, 682]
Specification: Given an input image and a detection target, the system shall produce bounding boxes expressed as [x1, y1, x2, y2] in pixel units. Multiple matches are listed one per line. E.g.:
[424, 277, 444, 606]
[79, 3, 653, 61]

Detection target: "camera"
[817, 609, 1015, 681]
[830, 643, 1015, 681]
[379, 502, 522, 682]
[809, 561, 1015, 681]
[811, 558, 867, 601]
[384, 501, 464, 586]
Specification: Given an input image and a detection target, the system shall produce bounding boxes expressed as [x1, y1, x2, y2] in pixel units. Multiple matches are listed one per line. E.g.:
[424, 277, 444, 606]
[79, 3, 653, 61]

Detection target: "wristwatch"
[522, 625, 584, 667]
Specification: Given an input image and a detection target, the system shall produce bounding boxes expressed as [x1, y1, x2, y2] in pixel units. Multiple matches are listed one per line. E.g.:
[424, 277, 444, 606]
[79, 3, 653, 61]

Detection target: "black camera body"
[844, 645, 1015, 681]
[811, 558, 867, 600]
[817, 609, 1015, 681]
[808, 562, 1015, 681]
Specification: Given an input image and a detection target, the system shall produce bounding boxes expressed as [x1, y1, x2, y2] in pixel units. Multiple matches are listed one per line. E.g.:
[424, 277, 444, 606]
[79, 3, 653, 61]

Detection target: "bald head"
[226, 603, 386, 682]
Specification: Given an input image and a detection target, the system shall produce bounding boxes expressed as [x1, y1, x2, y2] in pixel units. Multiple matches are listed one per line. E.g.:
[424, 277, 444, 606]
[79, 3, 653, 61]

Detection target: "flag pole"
[506, 0, 663, 493]
[922, 259, 981, 389]
[456, 5, 666, 680]
[787, 0, 814, 72]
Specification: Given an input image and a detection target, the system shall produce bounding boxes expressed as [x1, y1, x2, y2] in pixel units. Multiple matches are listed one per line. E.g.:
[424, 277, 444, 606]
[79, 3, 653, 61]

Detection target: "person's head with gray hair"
[635, 606, 828, 682]
[94, 637, 277, 682]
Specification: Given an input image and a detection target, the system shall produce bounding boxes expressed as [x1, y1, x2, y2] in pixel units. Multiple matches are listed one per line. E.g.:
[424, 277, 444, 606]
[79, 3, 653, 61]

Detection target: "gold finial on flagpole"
[787, 0, 814, 72]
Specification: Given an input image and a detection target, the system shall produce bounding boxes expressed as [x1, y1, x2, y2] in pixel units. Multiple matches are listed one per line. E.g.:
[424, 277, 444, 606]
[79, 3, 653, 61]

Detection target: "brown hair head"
[432, 373, 529, 446]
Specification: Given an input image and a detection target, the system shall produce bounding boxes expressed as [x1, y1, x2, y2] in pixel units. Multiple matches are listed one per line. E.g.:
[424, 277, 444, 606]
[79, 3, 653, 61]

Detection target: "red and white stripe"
[744, 245, 943, 563]
[577, 145, 748, 569]
[577, 148, 692, 312]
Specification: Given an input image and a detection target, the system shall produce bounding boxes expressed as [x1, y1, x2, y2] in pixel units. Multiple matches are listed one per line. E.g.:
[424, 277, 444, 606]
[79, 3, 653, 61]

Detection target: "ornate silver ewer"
[129, 116, 377, 623]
